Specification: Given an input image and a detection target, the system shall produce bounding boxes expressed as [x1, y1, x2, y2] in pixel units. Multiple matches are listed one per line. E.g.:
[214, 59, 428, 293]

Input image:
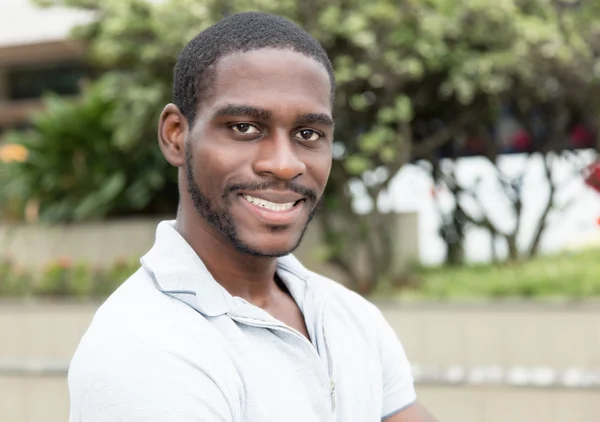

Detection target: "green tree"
[10, 0, 600, 291]
[427, 0, 600, 264]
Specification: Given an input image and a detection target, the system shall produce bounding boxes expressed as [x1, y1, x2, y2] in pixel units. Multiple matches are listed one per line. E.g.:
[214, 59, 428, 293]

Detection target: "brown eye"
[294, 129, 322, 142]
[231, 123, 260, 134]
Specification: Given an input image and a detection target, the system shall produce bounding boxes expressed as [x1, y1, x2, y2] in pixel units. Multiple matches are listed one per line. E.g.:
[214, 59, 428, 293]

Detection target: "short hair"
[173, 12, 335, 124]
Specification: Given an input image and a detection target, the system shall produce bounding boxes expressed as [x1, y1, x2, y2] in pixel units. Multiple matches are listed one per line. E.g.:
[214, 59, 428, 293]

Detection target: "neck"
[175, 206, 279, 307]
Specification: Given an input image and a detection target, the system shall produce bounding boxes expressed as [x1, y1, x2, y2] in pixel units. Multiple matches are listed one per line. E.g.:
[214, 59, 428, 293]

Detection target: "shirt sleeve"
[68, 331, 235, 422]
[372, 307, 417, 419]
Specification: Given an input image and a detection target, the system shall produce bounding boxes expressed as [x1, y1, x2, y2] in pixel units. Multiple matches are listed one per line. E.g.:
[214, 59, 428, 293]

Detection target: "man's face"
[184, 48, 333, 257]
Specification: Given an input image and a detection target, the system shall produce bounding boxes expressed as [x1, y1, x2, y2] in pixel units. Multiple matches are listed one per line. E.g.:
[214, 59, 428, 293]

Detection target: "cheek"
[305, 152, 332, 188]
[194, 141, 247, 192]
[190, 147, 221, 192]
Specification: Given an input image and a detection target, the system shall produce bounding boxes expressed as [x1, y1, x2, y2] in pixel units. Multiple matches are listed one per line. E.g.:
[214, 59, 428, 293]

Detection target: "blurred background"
[1, 0, 600, 421]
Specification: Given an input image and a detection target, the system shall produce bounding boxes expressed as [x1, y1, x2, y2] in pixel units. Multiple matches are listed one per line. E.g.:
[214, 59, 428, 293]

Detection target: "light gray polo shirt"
[68, 220, 416, 421]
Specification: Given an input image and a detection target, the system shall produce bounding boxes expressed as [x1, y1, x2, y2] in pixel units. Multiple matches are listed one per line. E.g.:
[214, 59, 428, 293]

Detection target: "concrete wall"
[380, 301, 600, 368]
[3, 377, 599, 422]
[0, 213, 420, 284]
[2, 301, 600, 422]
[419, 386, 600, 422]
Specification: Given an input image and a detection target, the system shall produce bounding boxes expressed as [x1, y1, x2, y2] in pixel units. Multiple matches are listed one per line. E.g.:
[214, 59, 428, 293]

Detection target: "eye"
[294, 129, 322, 142]
[230, 123, 261, 135]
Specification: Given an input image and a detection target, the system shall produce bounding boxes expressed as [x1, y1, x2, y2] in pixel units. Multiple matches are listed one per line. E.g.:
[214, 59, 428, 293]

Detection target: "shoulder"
[279, 254, 381, 318]
[69, 268, 240, 396]
[74, 267, 206, 352]
[68, 269, 241, 421]
[306, 271, 417, 415]
[310, 270, 382, 316]
[305, 270, 390, 347]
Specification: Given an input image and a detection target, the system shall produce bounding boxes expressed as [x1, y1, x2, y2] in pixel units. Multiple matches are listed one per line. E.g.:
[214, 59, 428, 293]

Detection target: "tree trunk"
[490, 233, 498, 263]
[446, 242, 464, 266]
[505, 234, 519, 262]
[527, 154, 556, 259]
[317, 207, 361, 289]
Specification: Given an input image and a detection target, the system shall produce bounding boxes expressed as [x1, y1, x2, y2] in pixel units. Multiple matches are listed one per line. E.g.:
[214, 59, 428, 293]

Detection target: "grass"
[1, 248, 599, 301]
[389, 248, 600, 301]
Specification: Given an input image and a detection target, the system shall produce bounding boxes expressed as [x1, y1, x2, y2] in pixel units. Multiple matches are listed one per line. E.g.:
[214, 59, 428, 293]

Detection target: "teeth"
[243, 195, 296, 211]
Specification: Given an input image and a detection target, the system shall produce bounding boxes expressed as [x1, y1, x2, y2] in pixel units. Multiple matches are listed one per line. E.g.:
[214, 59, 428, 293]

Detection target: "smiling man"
[68, 12, 435, 422]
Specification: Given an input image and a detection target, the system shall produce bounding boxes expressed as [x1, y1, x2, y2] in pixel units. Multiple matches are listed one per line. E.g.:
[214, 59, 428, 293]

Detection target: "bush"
[0, 77, 177, 223]
[0, 257, 32, 297]
[0, 257, 139, 299]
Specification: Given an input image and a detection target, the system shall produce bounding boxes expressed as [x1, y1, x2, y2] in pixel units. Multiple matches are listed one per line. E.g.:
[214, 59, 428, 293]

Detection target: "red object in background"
[512, 129, 533, 152]
[464, 136, 486, 155]
[584, 161, 600, 194]
[571, 124, 594, 148]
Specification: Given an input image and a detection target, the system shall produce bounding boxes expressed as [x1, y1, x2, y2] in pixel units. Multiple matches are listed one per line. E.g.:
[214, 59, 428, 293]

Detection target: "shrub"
[0, 257, 139, 299]
[1, 77, 177, 223]
[0, 257, 32, 297]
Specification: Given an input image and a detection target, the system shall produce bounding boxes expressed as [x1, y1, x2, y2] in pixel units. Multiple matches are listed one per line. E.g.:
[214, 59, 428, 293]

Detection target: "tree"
[426, 0, 600, 264]
[430, 148, 597, 264]
[8, 0, 600, 291]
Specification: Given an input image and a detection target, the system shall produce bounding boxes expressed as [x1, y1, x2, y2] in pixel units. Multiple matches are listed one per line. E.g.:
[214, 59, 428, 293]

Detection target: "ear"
[158, 103, 188, 167]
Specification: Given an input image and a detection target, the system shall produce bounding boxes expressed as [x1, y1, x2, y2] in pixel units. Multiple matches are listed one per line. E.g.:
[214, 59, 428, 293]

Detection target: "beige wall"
[0, 217, 166, 270]
[381, 302, 600, 368]
[2, 302, 600, 422]
[2, 377, 599, 422]
[0, 213, 420, 285]
[419, 386, 600, 422]
[3, 301, 599, 368]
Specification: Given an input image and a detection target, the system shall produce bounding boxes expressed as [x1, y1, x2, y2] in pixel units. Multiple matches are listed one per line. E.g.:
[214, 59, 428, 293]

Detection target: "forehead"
[202, 48, 332, 118]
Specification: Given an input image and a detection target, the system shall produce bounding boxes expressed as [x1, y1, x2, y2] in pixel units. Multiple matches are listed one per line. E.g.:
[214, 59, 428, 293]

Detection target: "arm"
[372, 306, 437, 422]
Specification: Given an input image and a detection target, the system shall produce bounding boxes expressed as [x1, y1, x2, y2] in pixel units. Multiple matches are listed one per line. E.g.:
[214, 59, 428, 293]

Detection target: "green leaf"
[394, 95, 413, 122]
[344, 155, 372, 175]
[73, 172, 126, 220]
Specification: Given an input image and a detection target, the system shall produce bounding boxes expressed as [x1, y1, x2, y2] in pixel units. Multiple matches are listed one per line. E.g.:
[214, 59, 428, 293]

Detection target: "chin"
[234, 231, 303, 258]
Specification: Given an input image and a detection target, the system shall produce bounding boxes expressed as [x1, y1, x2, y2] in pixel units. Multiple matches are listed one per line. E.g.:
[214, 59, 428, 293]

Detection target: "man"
[68, 12, 436, 422]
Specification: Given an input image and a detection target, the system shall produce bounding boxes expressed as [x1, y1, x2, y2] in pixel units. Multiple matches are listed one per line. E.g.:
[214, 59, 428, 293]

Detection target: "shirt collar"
[140, 220, 314, 318]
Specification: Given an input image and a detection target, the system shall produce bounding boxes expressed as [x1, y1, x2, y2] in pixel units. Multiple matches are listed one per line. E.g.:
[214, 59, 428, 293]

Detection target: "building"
[0, 0, 92, 141]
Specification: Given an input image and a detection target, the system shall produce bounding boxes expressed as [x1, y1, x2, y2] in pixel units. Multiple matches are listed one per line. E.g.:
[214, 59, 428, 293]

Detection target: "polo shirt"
[68, 220, 416, 421]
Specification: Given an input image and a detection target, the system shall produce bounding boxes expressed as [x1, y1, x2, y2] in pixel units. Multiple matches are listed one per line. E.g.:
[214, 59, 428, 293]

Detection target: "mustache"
[223, 181, 318, 204]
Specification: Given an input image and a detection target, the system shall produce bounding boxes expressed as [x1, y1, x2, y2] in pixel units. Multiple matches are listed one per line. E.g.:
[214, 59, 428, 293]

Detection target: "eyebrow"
[212, 104, 334, 127]
[213, 104, 272, 121]
[295, 113, 334, 127]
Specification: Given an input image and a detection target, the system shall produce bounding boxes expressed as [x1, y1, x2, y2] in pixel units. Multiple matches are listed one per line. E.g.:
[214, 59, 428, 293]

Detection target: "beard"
[185, 145, 321, 258]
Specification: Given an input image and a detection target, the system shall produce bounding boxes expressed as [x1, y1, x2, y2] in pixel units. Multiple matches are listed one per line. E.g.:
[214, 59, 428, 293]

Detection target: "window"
[7, 62, 89, 100]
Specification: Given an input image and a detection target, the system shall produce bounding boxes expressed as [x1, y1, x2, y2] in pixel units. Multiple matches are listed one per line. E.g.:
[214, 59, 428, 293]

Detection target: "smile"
[242, 194, 297, 211]
[238, 192, 305, 226]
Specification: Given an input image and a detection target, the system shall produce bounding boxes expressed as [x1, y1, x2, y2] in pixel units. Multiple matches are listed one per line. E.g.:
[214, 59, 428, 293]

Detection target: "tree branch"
[412, 113, 476, 158]
[527, 153, 556, 258]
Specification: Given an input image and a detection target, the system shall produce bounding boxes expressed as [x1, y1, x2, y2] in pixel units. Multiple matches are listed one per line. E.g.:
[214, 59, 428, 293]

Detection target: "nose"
[252, 130, 306, 180]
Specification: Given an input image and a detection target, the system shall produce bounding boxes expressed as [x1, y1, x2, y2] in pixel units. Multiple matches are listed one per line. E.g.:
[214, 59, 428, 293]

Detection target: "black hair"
[173, 11, 335, 124]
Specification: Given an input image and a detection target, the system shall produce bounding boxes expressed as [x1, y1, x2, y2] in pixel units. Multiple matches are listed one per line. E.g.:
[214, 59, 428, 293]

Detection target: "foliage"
[11, 0, 600, 292]
[1, 78, 177, 221]
[374, 248, 600, 301]
[0, 258, 30, 297]
[3, 248, 600, 300]
[0, 256, 138, 298]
